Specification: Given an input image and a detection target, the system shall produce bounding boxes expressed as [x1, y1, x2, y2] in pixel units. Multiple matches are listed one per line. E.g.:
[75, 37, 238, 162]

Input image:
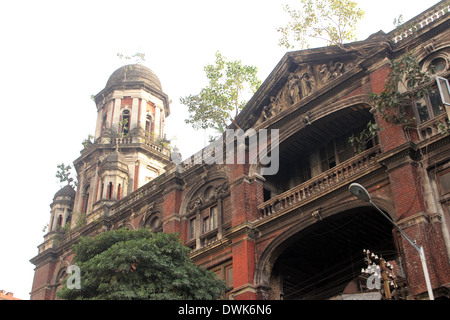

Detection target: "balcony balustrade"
[258, 146, 382, 219]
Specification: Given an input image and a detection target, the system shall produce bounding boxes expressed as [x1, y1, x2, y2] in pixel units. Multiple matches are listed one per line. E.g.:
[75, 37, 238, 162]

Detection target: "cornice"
[189, 237, 232, 261]
[377, 141, 420, 172]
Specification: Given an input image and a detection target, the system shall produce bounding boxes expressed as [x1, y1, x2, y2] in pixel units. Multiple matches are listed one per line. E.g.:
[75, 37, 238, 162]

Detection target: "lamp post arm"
[369, 200, 435, 300]
[369, 200, 421, 252]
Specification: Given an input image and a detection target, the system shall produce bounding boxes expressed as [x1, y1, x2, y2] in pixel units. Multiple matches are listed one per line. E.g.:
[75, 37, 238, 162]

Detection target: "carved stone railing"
[391, 4, 450, 44]
[258, 146, 382, 219]
[418, 113, 449, 140]
[109, 137, 170, 156]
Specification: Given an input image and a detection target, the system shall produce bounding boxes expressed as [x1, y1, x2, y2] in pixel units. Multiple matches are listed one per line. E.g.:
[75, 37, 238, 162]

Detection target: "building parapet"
[390, 2, 450, 44]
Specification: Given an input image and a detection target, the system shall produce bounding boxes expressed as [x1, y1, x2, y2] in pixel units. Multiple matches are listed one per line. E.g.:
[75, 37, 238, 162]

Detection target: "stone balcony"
[257, 146, 382, 219]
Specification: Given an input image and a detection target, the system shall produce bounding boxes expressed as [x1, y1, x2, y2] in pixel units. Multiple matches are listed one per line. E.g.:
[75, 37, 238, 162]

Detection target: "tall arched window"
[100, 182, 104, 200]
[107, 182, 113, 199]
[145, 114, 152, 140]
[121, 110, 130, 136]
[57, 215, 63, 227]
[82, 185, 90, 214]
[117, 184, 122, 200]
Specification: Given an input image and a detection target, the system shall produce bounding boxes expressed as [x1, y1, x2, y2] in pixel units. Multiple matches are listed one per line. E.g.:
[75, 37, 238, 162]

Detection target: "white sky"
[0, 0, 441, 300]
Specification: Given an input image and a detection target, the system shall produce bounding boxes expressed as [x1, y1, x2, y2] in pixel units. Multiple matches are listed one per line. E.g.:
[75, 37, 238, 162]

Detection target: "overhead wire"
[283, 248, 399, 299]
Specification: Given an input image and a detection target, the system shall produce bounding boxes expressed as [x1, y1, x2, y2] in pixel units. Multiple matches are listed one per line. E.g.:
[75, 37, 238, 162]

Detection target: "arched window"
[57, 215, 63, 227]
[66, 210, 72, 225]
[101, 113, 108, 136]
[117, 184, 122, 200]
[82, 185, 90, 214]
[145, 114, 152, 140]
[107, 182, 113, 199]
[149, 216, 162, 233]
[100, 182, 104, 200]
[55, 268, 67, 285]
[428, 57, 447, 74]
[120, 110, 130, 136]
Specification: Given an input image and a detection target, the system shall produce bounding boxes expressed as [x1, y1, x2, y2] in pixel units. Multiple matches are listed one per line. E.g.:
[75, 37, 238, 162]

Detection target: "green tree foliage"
[56, 163, 77, 188]
[82, 134, 94, 149]
[348, 120, 381, 154]
[180, 51, 261, 131]
[278, 0, 364, 49]
[371, 52, 431, 131]
[56, 228, 227, 300]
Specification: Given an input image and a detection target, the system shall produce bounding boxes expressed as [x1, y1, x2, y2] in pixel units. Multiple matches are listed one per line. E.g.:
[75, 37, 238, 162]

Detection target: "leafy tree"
[56, 163, 77, 188]
[180, 51, 261, 131]
[371, 52, 432, 133]
[56, 228, 227, 300]
[278, 0, 365, 49]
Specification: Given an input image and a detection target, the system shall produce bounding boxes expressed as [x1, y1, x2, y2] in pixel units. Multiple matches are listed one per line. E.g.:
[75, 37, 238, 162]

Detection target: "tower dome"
[49, 185, 75, 232]
[94, 63, 170, 117]
[53, 185, 76, 201]
[104, 64, 163, 93]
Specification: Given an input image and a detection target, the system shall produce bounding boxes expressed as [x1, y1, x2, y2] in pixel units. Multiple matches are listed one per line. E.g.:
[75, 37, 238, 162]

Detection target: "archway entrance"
[269, 206, 398, 300]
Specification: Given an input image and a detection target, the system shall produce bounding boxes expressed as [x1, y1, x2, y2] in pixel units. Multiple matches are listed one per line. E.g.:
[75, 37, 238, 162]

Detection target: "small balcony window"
[416, 76, 450, 124]
[189, 217, 196, 240]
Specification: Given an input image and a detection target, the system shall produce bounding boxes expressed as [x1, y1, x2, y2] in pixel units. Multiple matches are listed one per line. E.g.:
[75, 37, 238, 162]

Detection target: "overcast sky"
[0, 0, 441, 299]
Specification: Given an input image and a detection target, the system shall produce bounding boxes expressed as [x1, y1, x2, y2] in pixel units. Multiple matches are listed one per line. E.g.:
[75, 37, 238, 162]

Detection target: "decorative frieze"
[258, 60, 355, 124]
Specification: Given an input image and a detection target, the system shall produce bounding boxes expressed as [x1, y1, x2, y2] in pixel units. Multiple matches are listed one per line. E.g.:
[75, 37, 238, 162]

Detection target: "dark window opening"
[145, 115, 152, 140]
[263, 188, 271, 202]
[416, 88, 445, 123]
[117, 184, 122, 200]
[107, 182, 113, 199]
[121, 110, 130, 136]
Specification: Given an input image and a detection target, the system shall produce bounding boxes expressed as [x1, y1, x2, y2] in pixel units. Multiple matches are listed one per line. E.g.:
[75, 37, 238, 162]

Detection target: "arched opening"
[100, 182, 104, 200]
[145, 114, 152, 140]
[57, 215, 63, 228]
[117, 184, 122, 200]
[148, 216, 163, 233]
[54, 267, 67, 297]
[82, 185, 90, 214]
[261, 206, 399, 300]
[120, 110, 130, 136]
[262, 104, 377, 199]
[107, 182, 113, 199]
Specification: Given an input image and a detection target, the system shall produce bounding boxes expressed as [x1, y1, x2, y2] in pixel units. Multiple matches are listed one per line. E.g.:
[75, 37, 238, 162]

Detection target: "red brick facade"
[31, 2, 450, 300]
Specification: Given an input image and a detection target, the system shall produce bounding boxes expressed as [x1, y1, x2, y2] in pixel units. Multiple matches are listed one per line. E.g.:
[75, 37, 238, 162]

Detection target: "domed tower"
[48, 185, 75, 232]
[71, 64, 171, 220]
[94, 64, 170, 143]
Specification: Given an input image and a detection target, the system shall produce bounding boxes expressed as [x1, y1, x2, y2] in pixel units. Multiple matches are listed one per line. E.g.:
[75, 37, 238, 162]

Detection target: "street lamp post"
[348, 183, 435, 300]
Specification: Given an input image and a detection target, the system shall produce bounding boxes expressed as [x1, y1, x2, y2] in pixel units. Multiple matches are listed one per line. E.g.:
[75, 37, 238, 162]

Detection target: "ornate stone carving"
[213, 182, 230, 198]
[187, 196, 204, 212]
[258, 60, 354, 124]
[287, 73, 301, 105]
[187, 182, 229, 213]
[139, 202, 158, 227]
[298, 65, 316, 100]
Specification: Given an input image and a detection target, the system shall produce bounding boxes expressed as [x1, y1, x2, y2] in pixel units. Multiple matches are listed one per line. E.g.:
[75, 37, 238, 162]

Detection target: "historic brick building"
[31, 1, 450, 300]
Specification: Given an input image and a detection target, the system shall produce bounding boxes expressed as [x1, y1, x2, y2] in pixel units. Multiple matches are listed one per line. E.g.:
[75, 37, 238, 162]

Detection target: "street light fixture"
[348, 183, 435, 300]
